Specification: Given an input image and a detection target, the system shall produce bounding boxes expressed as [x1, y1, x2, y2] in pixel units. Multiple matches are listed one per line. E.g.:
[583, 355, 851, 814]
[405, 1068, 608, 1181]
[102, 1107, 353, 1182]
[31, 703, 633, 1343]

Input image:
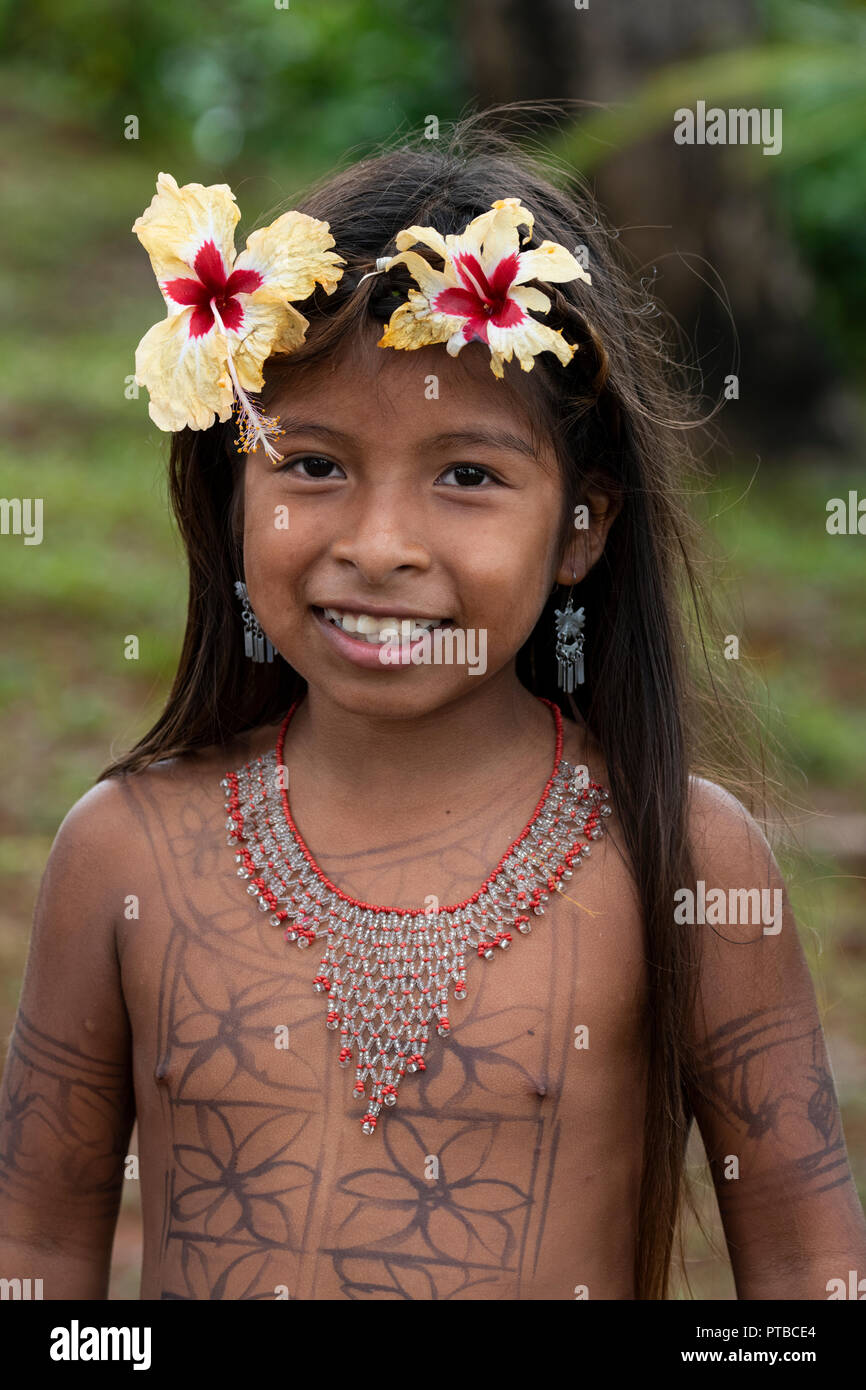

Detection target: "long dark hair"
[99, 112, 773, 1298]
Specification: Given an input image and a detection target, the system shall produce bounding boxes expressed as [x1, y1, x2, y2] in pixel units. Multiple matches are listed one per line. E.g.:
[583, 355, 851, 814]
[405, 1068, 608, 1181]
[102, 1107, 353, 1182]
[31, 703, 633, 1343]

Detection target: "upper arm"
[685, 778, 866, 1295]
[0, 778, 136, 1265]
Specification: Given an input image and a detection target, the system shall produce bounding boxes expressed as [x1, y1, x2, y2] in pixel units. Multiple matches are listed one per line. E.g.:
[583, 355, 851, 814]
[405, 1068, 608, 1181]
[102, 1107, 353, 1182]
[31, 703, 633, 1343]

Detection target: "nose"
[329, 481, 432, 583]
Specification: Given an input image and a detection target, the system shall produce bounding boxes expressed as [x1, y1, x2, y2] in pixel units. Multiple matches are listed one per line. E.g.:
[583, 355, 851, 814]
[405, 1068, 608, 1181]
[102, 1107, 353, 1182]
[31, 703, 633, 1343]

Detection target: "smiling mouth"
[311, 606, 454, 645]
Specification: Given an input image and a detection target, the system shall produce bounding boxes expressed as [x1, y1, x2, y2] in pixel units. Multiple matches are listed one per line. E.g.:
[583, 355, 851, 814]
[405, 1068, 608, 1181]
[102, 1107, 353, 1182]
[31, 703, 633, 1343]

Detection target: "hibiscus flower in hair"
[375, 197, 591, 378]
[132, 173, 344, 459]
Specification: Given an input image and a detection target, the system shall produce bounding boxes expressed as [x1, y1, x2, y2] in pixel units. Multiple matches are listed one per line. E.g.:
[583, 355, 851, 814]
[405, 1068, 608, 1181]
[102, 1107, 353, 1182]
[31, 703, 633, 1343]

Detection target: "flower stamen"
[209, 299, 284, 462]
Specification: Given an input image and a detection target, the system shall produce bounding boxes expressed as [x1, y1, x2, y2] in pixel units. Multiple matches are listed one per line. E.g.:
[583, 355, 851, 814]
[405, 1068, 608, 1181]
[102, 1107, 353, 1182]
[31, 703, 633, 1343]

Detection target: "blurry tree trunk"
[459, 0, 856, 457]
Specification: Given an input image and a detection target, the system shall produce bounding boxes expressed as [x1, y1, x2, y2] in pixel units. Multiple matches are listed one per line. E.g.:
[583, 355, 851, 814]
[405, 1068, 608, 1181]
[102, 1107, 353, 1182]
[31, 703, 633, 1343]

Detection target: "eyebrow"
[274, 418, 540, 461]
[422, 428, 539, 461]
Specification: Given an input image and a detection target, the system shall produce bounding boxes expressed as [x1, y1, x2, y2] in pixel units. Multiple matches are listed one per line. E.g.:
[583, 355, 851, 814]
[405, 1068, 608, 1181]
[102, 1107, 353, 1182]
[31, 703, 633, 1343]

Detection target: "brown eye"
[438, 465, 496, 488]
[280, 455, 341, 478]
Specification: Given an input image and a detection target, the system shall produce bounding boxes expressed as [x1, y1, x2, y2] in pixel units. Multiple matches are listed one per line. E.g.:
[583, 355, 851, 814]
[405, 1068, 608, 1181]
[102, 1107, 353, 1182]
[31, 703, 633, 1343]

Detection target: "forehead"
[265, 321, 558, 456]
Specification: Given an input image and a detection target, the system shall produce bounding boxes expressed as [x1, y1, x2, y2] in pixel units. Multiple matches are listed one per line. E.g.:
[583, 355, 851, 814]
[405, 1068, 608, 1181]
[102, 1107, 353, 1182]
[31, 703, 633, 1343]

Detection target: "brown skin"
[1, 335, 864, 1299]
[240, 325, 612, 791]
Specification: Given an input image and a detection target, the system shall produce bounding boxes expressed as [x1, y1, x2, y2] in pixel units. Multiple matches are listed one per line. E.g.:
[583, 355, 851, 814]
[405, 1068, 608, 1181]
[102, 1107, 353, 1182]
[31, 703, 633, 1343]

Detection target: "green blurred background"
[0, 0, 864, 1299]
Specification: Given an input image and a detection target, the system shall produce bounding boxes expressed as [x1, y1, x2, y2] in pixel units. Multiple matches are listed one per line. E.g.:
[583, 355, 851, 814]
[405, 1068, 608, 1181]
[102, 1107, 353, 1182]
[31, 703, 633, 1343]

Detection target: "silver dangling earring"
[234, 580, 275, 663]
[554, 566, 585, 693]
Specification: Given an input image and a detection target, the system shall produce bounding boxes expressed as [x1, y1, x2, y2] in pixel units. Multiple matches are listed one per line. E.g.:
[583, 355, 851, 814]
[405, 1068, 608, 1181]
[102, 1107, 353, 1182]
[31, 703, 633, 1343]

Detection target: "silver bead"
[361, 1121, 375, 1135]
[297, 937, 310, 949]
[499, 938, 510, 950]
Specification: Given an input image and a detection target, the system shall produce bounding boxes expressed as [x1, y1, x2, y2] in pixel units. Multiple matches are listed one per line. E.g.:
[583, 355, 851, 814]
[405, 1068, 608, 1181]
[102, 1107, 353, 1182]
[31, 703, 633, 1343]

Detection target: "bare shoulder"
[33, 723, 283, 966]
[93, 717, 285, 816]
[48, 775, 143, 888]
[686, 774, 781, 887]
[688, 773, 772, 838]
[684, 776, 805, 1018]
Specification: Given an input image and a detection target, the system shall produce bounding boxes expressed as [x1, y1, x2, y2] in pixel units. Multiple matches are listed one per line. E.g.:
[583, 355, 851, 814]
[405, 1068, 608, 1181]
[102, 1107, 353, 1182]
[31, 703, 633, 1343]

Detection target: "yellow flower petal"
[491, 197, 535, 244]
[233, 210, 344, 303]
[458, 199, 533, 270]
[134, 312, 233, 432]
[379, 249, 455, 300]
[377, 294, 458, 352]
[509, 284, 551, 314]
[231, 299, 309, 392]
[259, 301, 310, 357]
[487, 318, 576, 373]
[513, 242, 591, 287]
[392, 201, 534, 274]
[132, 172, 241, 296]
[393, 224, 451, 262]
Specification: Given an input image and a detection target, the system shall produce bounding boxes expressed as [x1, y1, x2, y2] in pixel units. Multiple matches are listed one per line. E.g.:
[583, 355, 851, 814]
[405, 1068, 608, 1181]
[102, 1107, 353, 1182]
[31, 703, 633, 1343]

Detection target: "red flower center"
[431, 250, 525, 344]
[163, 240, 263, 339]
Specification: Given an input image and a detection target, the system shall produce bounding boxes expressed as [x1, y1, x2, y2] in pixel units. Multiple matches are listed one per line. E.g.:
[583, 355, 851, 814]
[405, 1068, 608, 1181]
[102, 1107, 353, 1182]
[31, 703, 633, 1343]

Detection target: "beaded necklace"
[222, 695, 612, 1134]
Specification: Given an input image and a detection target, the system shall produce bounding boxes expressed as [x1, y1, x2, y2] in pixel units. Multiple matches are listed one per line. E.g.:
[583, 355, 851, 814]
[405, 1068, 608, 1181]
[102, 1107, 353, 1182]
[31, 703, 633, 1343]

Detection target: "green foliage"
[1, 0, 465, 175]
[757, 1, 866, 373]
[546, 0, 866, 373]
[699, 465, 866, 798]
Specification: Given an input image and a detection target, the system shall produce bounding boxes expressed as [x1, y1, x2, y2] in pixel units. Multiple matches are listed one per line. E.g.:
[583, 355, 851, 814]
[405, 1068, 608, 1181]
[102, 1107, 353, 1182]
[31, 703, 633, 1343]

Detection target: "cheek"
[242, 482, 306, 571]
[467, 509, 557, 594]
[456, 528, 555, 643]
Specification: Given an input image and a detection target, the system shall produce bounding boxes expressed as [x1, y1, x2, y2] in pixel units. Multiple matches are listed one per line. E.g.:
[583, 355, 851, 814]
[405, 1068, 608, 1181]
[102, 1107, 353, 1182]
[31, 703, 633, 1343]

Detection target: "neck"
[282, 671, 559, 813]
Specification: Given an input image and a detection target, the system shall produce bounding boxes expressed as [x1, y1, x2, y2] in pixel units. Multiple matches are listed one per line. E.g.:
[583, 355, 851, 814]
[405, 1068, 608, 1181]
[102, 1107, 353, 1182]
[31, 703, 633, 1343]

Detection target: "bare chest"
[117, 766, 647, 1298]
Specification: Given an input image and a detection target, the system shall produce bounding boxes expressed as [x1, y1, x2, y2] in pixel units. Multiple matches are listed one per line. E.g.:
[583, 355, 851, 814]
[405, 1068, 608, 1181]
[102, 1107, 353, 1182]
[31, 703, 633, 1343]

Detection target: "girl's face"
[241, 323, 590, 721]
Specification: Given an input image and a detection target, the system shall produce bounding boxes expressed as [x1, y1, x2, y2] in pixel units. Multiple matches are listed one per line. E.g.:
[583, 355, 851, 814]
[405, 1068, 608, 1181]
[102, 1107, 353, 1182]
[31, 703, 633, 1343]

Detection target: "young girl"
[1, 120, 864, 1302]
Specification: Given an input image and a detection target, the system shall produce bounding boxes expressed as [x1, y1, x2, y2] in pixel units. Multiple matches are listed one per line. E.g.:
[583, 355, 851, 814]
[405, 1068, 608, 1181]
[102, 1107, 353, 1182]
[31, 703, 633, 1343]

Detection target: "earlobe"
[554, 551, 581, 588]
[557, 519, 596, 585]
[555, 488, 617, 586]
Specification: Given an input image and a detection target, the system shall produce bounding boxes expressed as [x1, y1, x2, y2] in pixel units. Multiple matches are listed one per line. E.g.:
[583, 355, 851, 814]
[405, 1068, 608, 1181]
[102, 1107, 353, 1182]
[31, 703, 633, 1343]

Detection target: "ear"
[554, 486, 621, 586]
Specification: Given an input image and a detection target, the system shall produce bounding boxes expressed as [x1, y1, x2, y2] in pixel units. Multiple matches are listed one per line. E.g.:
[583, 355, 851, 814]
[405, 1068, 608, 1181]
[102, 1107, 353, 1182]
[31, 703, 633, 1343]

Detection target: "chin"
[306, 674, 478, 720]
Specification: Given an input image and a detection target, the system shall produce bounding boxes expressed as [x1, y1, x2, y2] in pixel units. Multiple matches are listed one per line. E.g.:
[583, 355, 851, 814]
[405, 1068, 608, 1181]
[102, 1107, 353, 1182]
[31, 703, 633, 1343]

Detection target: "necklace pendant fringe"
[222, 701, 611, 1135]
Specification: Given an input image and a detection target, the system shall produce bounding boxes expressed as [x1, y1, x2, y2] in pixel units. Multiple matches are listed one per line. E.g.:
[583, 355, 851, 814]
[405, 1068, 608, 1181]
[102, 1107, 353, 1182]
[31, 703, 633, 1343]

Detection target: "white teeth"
[321, 608, 446, 643]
